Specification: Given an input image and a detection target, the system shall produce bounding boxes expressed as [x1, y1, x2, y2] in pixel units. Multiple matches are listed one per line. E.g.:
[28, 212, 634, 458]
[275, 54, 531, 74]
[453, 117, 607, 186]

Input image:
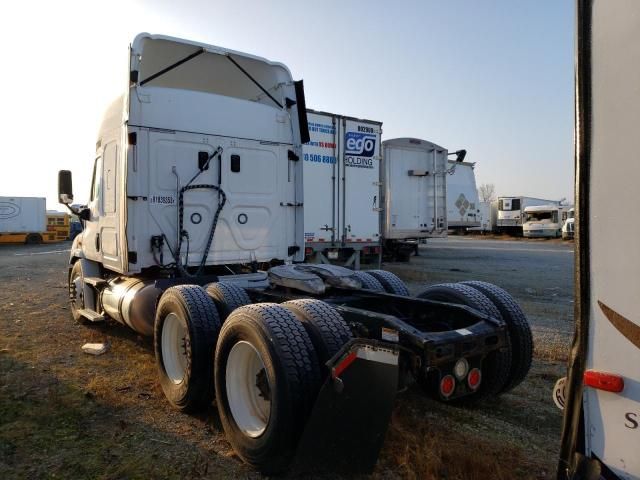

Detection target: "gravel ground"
[0, 237, 573, 479]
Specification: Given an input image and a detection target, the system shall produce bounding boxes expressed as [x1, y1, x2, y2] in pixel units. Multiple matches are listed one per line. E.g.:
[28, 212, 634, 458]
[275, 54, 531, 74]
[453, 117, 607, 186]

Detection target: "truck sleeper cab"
[58, 34, 533, 475]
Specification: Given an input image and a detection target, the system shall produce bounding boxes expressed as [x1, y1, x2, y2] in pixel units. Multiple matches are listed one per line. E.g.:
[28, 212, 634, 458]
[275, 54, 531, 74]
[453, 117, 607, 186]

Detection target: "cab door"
[81, 156, 103, 263]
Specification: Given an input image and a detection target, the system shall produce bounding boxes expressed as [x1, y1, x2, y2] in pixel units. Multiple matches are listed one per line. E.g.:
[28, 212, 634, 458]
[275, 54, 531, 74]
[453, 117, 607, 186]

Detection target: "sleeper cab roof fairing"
[130, 33, 295, 107]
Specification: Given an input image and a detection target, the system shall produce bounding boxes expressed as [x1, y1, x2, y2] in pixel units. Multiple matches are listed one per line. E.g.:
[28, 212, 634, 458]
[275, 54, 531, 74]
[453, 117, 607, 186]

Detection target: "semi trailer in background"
[380, 138, 448, 260]
[303, 110, 382, 267]
[57, 33, 533, 475]
[522, 204, 571, 238]
[496, 196, 561, 234]
[558, 2, 640, 479]
[446, 159, 480, 232]
[0, 197, 70, 244]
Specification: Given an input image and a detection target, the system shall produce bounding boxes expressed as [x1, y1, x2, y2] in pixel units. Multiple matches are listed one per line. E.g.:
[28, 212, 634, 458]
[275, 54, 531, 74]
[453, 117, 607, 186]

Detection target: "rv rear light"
[453, 358, 469, 379]
[583, 370, 624, 393]
[467, 368, 482, 390]
[440, 374, 456, 398]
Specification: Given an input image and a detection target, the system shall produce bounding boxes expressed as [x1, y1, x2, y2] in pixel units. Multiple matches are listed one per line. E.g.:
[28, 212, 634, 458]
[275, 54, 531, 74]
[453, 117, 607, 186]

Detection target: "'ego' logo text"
[345, 132, 376, 158]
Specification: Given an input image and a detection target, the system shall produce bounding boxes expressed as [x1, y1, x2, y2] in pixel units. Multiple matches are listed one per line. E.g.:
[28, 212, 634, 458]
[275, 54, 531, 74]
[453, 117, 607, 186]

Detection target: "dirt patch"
[0, 242, 570, 479]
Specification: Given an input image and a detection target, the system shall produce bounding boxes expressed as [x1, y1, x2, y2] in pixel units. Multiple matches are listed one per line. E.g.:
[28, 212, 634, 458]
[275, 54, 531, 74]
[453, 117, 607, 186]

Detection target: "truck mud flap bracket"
[291, 340, 399, 475]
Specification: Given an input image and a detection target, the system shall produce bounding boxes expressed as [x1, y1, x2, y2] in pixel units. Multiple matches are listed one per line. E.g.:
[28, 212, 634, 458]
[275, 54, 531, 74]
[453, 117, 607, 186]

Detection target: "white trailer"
[303, 110, 382, 267]
[381, 138, 447, 260]
[558, 3, 640, 479]
[522, 204, 571, 238]
[446, 160, 480, 231]
[471, 200, 497, 233]
[496, 196, 560, 234]
[0, 196, 46, 243]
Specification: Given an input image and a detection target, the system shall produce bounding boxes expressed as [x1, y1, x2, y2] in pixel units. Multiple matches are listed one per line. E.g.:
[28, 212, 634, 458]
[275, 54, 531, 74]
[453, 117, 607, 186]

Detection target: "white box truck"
[446, 160, 480, 231]
[496, 196, 560, 234]
[380, 138, 447, 260]
[558, 3, 640, 478]
[0, 196, 46, 243]
[55, 33, 533, 475]
[303, 110, 382, 267]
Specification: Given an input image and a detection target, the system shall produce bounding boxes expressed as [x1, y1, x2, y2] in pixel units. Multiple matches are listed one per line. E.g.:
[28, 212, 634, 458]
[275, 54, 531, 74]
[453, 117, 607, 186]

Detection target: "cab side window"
[90, 156, 103, 205]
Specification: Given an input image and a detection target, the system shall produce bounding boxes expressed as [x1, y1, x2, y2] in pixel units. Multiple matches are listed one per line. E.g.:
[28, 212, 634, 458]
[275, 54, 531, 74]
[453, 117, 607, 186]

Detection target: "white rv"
[496, 196, 560, 233]
[446, 160, 480, 231]
[522, 205, 571, 238]
[302, 110, 382, 267]
[561, 207, 574, 240]
[558, 2, 640, 479]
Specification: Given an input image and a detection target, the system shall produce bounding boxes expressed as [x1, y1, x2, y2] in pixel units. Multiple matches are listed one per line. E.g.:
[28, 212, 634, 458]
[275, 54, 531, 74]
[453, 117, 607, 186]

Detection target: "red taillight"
[583, 370, 624, 393]
[440, 375, 456, 397]
[304, 247, 313, 256]
[468, 368, 482, 390]
[332, 351, 357, 379]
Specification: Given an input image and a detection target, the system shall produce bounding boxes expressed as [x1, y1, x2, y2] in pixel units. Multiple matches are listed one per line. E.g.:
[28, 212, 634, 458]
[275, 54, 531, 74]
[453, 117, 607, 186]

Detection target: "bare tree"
[478, 183, 496, 202]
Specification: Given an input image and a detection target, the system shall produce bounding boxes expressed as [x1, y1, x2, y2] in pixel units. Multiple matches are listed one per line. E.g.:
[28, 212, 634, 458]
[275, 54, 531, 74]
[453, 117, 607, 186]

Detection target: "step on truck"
[58, 33, 533, 475]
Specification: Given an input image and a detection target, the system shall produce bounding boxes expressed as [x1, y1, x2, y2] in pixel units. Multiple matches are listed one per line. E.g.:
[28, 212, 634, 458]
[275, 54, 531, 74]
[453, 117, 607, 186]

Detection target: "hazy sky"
[0, 0, 574, 209]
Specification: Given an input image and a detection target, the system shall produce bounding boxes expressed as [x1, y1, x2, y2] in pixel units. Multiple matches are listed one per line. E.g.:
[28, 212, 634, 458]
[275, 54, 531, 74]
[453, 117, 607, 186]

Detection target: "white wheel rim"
[161, 313, 188, 384]
[226, 340, 271, 438]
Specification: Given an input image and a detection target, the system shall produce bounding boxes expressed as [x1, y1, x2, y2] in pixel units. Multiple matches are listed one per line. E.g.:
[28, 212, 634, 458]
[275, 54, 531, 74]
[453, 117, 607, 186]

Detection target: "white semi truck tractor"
[58, 33, 533, 475]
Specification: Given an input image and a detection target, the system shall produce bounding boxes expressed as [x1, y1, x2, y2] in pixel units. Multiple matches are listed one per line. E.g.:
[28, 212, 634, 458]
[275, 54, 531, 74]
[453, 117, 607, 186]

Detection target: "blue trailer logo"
[345, 132, 376, 157]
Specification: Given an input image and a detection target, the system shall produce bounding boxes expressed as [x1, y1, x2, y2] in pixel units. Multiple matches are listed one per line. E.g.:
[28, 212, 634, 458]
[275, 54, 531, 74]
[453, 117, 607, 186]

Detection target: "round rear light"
[453, 358, 469, 379]
[440, 375, 456, 397]
[468, 368, 482, 390]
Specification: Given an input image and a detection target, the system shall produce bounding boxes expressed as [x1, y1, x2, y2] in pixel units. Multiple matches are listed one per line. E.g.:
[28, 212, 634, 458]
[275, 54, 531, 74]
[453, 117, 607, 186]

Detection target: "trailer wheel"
[205, 282, 251, 321]
[282, 299, 353, 367]
[352, 271, 385, 292]
[25, 233, 42, 244]
[214, 303, 321, 474]
[367, 270, 410, 296]
[154, 285, 221, 413]
[461, 281, 533, 393]
[68, 261, 85, 322]
[416, 283, 512, 401]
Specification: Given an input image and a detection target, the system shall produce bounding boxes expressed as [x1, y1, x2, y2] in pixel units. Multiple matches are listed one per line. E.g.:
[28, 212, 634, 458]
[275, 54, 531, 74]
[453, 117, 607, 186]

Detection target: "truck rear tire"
[205, 282, 251, 321]
[367, 270, 410, 296]
[282, 299, 353, 368]
[154, 285, 221, 413]
[214, 303, 321, 474]
[461, 281, 533, 393]
[352, 271, 385, 292]
[416, 283, 512, 401]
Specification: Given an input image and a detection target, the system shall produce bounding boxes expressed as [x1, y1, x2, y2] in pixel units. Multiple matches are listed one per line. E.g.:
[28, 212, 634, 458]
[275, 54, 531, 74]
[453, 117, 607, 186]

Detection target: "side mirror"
[294, 80, 310, 144]
[454, 150, 467, 163]
[58, 170, 73, 205]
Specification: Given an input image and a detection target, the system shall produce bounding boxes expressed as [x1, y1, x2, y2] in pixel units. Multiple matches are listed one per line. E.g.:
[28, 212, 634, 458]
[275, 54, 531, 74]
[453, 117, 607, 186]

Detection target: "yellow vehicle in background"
[0, 197, 70, 244]
[44, 211, 70, 242]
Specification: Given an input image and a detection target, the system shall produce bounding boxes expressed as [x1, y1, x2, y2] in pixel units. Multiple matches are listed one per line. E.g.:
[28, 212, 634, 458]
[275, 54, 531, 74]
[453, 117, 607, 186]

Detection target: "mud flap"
[291, 340, 399, 474]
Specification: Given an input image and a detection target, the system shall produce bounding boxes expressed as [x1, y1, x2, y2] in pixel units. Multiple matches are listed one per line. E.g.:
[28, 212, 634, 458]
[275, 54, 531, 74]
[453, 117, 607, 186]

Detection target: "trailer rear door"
[341, 119, 382, 243]
[303, 112, 338, 243]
